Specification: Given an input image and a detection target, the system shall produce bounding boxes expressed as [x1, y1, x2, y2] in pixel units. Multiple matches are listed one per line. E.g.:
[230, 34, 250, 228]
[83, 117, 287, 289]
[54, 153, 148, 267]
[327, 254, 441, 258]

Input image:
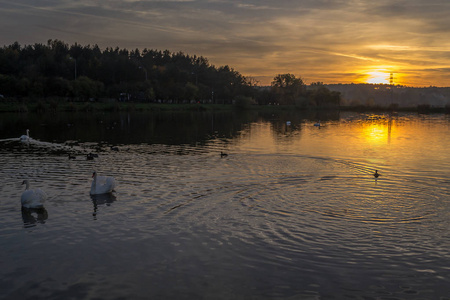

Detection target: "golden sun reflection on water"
[360, 121, 392, 145]
[231, 114, 450, 178]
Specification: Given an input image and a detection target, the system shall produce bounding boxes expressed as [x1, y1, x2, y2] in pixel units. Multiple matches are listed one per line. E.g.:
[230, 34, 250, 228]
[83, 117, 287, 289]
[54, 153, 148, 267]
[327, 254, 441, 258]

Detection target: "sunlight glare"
[361, 122, 390, 145]
[366, 71, 390, 84]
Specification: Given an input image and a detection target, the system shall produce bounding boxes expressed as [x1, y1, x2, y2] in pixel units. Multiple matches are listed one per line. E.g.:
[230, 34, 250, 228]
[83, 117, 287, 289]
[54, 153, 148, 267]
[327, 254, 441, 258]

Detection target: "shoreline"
[0, 100, 449, 114]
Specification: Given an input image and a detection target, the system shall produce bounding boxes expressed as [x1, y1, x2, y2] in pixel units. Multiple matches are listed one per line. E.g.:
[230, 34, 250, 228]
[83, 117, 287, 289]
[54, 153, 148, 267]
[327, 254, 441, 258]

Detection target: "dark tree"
[271, 73, 306, 105]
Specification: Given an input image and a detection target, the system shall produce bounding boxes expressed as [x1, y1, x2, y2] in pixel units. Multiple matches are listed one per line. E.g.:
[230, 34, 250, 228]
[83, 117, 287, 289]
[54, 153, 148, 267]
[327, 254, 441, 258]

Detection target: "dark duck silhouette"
[373, 170, 380, 178]
[220, 151, 228, 158]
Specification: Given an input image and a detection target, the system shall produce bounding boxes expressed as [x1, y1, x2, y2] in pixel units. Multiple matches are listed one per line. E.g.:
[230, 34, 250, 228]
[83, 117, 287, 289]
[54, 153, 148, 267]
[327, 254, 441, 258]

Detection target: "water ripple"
[1, 113, 450, 299]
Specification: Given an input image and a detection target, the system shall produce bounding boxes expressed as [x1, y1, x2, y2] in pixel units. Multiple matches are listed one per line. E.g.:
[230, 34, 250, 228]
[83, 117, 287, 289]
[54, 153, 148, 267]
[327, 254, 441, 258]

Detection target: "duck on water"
[374, 170, 380, 178]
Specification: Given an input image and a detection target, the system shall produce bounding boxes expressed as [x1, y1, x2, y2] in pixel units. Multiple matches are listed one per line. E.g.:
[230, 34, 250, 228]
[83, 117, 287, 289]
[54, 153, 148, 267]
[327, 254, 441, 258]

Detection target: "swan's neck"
[24, 181, 30, 190]
[26, 129, 29, 137]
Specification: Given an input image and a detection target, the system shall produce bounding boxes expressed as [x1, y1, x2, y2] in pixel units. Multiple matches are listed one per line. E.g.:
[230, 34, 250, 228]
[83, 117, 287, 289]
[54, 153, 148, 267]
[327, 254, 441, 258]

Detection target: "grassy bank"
[0, 100, 317, 113]
[0, 100, 449, 114]
[0, 101, 234, 113]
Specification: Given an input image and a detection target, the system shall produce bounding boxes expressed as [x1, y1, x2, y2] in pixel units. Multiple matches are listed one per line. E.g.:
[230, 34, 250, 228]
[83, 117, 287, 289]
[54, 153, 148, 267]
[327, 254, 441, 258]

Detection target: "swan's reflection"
[91, 193, 116, 219]
[21, 206, 48, 228]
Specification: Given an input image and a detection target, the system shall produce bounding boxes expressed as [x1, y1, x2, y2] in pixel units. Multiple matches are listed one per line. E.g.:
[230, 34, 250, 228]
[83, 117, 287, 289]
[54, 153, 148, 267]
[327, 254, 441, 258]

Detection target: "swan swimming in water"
[21, 180, 47, 208]
[20, 129, 30, 142]
[90, 171, 116, 195]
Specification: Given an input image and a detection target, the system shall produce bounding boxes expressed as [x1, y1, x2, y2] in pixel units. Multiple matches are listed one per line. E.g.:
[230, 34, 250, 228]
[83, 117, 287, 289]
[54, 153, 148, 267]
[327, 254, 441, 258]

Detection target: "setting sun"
[366, 71, 390, 84]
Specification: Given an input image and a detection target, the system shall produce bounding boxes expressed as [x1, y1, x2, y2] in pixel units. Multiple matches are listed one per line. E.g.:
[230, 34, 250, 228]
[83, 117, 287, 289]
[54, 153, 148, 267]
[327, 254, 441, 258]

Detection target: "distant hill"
[326, 84, 450, 108]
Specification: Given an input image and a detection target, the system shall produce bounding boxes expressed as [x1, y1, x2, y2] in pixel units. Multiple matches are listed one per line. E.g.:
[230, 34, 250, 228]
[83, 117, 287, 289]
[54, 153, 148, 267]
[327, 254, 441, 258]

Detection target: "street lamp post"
[139, 66, 148, 81]
[69, 57, 77, 79]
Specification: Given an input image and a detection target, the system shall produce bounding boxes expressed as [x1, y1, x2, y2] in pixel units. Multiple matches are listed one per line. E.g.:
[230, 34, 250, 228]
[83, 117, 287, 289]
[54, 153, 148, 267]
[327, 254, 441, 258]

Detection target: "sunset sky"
[1, 0, 449, 86]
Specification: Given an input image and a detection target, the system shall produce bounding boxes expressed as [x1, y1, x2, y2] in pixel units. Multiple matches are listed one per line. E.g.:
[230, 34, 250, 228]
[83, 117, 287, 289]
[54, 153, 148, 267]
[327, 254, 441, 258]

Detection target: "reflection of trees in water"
[265, 110, 341, 137]
[1, 110, 341, 148]
[120, 111, 265, 145]
[1, 111, 256, 146]
[91, 193, 116, 219]
[21, 207, 48, 228]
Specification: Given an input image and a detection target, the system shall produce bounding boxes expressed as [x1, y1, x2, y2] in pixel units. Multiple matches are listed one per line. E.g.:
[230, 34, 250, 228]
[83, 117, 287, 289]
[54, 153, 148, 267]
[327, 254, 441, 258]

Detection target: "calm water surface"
[0, 111, 449, 299]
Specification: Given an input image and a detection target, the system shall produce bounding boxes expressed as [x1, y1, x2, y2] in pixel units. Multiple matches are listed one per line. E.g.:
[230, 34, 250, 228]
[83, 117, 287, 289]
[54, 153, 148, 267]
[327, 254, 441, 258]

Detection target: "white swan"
[21, 180, 47, 208]
[20, 129, 30, 142]
[90, 171, 116, 195]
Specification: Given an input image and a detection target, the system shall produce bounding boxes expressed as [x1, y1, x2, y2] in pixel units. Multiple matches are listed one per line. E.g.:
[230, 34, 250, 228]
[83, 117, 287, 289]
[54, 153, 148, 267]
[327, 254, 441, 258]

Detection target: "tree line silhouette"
[0, 39, 340, 107]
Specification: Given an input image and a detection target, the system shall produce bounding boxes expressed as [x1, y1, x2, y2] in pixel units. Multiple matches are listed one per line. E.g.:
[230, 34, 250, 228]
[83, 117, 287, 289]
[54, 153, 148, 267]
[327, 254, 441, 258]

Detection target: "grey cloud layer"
[1, 0, 449, 85]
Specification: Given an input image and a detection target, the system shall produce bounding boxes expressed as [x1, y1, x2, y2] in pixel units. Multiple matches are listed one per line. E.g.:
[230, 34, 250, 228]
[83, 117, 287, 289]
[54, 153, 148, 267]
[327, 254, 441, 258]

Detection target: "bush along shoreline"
[0, 98, 449, 114]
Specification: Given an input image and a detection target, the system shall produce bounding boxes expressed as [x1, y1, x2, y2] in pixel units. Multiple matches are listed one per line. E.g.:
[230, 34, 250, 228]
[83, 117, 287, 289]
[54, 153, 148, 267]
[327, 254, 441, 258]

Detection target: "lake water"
[1, 110, 449, 299]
